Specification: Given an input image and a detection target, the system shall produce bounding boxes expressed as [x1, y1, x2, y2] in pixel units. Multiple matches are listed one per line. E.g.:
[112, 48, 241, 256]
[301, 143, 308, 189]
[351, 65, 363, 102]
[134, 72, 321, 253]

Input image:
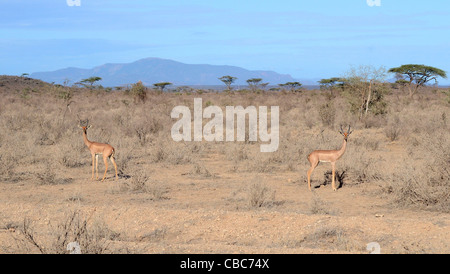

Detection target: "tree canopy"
[318, 77, 346, 90]
[218, 75, 237, 91]
[153, 82, 172, 92]
[388, 64, 447, 97]
[79, 76, 102, 89]
[279, 82, 302, 92]
[246, 78, 268, 92]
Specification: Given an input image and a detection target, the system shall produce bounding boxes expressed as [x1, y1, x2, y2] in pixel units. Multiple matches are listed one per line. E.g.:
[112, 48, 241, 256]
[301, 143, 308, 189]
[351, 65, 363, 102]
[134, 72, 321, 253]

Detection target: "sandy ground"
[1, 143, 449, 254]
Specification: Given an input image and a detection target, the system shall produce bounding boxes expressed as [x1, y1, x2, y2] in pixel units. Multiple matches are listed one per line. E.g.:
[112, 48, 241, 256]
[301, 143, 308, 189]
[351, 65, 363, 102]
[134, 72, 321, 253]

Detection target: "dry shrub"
[15, 210, 117, 254]
[299, 224, 362, 252]
[247, 181, 277, 208]
[249, 156, 275, 173]
[138, 227, 168, 243]
[36, 162, 57, 185]
[129, 80, 147, 103]
[318, 101, 336, 128]
[190, 162, 212, 178]
[36, 161, 73, 185]
[385, 116, 402, 141]
[151, 141, 197, 165]
[132, 117, 163, 146]
[385, 129, 450, 212]
[58, 136, 87, 168]
[52, 210, 117, 254]
[112, 170, 169, 200]
[309, 194, 336, 215]
[224, 143, 249, 162]
[0, 151, 17, 182]
[388, 164, 449, 211]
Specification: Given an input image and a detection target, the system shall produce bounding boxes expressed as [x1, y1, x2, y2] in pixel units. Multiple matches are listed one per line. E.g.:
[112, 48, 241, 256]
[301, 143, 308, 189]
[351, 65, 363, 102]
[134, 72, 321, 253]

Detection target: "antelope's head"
[339, 125, 353, 141]
[78, 118, 91, 133]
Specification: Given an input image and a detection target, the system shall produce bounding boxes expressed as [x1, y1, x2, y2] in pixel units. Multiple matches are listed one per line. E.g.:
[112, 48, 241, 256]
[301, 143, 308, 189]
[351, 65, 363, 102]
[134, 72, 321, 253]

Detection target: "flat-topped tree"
[153, 82, 172, 92]
[218, 75, 237, 92]
[279, 82, 302, 93]
[388, 64, 447, 97]
[80, 76, 102, 89]
[318, 77, 346, 90]
[246, 78, 268, 92]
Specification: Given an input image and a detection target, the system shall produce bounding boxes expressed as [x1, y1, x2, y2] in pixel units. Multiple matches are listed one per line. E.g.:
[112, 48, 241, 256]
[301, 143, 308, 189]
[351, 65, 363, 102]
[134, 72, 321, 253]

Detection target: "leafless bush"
[113, 170, 169, 200]
[385, 124, 401, 141]
[224, 143, 249, 162]
[299, 224, 362, 252]
[247, 181, 276, 208]
[0, 152, 16, 181]
[340, 145, 384, 186]
[385, 129, 450, 212]
[190, 162, 213, 178]
[138, 227, 168, 243]
[309, 194, 336, 215]
[15, 210, 117, 254]
[133, 117, 162, 146]
[52, 210, 117, 254]
[387, 163, 450, 212]
[36, 162, 57, 185]
[35, 160, 73, 185]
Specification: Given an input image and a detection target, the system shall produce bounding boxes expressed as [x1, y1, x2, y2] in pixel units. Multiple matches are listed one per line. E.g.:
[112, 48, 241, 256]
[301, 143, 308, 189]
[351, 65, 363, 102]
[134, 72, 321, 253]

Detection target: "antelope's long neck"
[337, 138, 347, 158]
[82, 130, 92, 147]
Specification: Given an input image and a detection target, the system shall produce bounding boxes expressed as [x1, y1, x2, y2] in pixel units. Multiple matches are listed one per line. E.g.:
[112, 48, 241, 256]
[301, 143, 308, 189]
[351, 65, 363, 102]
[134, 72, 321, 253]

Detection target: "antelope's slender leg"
[91, 154, 95, 180]
[110, 156, 118, 180]
[307, 160, 318, 191]
[101, 155, 108, 182]
[95, 154, 99, 180]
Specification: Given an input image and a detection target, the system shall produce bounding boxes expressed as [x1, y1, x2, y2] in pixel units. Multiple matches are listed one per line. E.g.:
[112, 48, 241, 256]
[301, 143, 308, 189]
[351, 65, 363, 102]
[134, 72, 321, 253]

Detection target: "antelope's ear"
[87, 125, 92, 129]
[78, 125, 83, 129]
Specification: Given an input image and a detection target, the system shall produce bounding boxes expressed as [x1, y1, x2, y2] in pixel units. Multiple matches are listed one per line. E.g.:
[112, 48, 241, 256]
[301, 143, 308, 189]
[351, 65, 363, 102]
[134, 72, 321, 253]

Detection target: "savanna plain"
[0, 76, 449, 254]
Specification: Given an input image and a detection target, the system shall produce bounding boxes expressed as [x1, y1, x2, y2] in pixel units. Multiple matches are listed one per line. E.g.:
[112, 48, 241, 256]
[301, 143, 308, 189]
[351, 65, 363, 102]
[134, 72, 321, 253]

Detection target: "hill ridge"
[30, 57, 296, 87]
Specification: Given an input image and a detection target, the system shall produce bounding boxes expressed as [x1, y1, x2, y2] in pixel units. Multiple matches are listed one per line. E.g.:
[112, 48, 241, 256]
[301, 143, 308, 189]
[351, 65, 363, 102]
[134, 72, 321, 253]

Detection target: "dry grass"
[0, 76, 449, 253]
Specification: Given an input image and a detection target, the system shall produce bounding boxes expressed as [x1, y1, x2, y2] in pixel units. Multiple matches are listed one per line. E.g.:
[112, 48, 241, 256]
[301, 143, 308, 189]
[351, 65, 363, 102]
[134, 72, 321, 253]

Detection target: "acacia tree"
[153, 82, 172, 92]
[318, 77, 345, 90]
[218, 75, 237, 92]
[279, 82, 302, 93]
[246, 78, 265, 92]
[80, 76, 102, 89]
[388, 64, 447, 97]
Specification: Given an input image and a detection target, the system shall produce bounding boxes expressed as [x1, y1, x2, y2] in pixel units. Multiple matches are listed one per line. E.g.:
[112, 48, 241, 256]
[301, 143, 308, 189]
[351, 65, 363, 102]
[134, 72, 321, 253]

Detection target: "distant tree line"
[52, 63, 447, 114]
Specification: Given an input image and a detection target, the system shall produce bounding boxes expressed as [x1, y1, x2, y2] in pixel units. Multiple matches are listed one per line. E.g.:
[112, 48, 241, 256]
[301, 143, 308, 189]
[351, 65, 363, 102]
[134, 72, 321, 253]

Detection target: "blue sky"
[1, 0, 449, 84]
